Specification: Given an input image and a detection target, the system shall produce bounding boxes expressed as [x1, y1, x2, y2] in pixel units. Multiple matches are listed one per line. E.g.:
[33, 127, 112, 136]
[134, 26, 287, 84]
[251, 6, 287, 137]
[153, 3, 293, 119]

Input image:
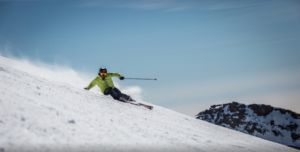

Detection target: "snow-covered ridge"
[0, 56, 298, 152]
[196, 102, 300, 149]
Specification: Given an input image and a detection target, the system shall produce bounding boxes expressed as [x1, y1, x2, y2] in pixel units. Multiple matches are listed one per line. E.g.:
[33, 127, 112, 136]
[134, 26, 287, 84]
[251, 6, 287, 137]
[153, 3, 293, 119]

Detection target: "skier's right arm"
[85, 77, 98, 90]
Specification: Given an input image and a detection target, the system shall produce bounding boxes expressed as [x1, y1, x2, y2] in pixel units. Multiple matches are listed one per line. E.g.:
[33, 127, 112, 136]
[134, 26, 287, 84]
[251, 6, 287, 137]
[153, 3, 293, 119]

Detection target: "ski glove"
[120, 76, 124, 80]
[84, 87, 89, 90]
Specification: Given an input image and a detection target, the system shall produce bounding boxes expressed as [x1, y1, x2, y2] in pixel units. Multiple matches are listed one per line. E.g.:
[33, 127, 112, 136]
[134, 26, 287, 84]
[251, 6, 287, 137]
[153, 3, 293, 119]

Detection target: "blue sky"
[1, 0, 300, 116]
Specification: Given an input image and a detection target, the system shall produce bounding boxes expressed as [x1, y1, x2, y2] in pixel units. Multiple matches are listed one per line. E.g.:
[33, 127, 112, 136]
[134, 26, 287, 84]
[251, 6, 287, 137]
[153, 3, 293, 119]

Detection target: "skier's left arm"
[110, 72, 124, 80]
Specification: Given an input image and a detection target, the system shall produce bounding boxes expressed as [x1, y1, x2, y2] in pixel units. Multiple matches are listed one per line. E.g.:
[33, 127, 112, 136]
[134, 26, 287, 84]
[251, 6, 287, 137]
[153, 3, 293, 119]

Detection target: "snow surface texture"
[196, 102, 300, 149]
[0, 56, 298, 152]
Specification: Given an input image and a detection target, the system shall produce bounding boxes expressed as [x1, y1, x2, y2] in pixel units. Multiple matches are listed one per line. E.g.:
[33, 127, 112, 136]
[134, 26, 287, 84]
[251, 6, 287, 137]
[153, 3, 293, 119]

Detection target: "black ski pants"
[104, 87, 131, 101]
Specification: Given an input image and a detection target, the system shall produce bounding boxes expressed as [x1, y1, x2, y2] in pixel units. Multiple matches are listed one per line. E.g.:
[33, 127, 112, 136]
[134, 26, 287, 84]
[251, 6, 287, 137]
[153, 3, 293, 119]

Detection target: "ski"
[141, 103, 153, 110]
[118, 98, 153, 110]
[126, 99, 153, 110]
[129, 102, 153, 110]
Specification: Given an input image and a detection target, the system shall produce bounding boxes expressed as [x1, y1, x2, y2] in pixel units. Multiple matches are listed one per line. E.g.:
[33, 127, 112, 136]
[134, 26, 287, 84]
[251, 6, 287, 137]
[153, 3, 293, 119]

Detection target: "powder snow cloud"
[0, 52, 145, 102]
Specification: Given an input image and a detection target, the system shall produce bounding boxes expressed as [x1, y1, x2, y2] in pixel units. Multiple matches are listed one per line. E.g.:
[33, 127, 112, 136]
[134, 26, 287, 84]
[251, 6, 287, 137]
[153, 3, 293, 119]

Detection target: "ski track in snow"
[0, 57, 298, 152]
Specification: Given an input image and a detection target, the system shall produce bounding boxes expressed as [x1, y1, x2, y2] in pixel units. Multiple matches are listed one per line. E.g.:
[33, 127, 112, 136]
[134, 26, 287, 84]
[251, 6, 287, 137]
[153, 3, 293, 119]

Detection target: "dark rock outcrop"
[196, 102, 300, 149]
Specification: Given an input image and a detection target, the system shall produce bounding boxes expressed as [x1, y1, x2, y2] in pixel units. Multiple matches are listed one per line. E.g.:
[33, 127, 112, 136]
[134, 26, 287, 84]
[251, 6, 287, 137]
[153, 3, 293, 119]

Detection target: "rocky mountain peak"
[196, 102, 300, 148]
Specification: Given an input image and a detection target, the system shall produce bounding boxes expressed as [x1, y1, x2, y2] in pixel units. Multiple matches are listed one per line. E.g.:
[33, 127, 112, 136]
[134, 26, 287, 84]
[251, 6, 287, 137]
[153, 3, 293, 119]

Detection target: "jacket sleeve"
[86, 77, 98, 90]
[110, 72, 122, 78]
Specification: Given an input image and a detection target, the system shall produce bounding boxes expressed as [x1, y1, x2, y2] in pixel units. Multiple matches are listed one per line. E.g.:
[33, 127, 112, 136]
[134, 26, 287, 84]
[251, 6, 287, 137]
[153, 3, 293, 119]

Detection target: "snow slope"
[0, 56, 298, 152]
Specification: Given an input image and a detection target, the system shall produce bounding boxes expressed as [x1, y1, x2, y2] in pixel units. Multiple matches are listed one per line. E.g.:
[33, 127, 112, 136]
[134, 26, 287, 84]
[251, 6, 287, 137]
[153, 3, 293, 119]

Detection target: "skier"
[84, 67, 133, 102]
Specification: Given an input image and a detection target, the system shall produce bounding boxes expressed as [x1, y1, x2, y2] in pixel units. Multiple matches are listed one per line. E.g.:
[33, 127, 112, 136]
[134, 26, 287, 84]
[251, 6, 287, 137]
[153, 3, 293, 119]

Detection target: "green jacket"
[86, 72, 122, 94]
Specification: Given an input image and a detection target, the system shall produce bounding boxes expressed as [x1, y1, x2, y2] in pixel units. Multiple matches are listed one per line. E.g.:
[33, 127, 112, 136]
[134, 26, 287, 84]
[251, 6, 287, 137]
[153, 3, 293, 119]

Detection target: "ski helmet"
[99, 67, 107, 73]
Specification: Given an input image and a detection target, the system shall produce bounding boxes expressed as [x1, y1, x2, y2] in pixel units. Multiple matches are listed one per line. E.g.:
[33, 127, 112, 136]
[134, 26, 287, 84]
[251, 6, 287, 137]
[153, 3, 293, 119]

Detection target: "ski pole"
[124, 78, 157, 80]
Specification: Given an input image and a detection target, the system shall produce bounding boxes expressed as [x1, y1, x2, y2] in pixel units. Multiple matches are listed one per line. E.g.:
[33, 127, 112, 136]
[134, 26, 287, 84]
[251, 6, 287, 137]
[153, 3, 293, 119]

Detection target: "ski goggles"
[100, 73, 107, 76]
